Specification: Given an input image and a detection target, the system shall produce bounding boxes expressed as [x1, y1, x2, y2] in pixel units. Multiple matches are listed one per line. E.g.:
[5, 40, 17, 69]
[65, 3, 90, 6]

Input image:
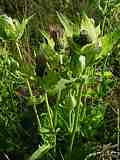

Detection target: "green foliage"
[57, 12, 80, 38]
[0, 15, 32, 41]
[0, 5, 119, 159]
[28, 13, 119, 160]
[79, 105, 105, 137]
[0, 49, 24, 152]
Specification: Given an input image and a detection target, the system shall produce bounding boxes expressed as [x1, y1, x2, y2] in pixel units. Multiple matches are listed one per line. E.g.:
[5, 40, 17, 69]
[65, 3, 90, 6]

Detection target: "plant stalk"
[70, 84, 84, 152]
[27, 80, 41, 131]
[44, 92, 54, 131]
[54, 90, 61, 128]
[117, 108, 120, 160]
[16, 42, 23, 60]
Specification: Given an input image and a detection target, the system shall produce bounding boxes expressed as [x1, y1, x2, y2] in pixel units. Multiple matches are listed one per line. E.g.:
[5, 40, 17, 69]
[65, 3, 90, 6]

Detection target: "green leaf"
[14, 15, 33, 41]
[51, 78, 77, 93]
[40, 71, 60, 92]
[98, 31, 120, 59]
[80, 43, 100, 66]
[27, 96, 45, 106]
[57, 12, 73, 37]
[79, 31, 120, 65]
[57, 12, 79, 38]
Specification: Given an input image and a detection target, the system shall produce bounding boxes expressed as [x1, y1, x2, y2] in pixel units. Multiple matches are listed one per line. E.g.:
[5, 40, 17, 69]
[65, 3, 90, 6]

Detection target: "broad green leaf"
[51, 78, 77, 93]
[96, 24, 101, 37]
[27, 96, 45, 106]
[84, 88, 97, 97]
[80, 43, 100, 66]
[54, 79, 71, 91]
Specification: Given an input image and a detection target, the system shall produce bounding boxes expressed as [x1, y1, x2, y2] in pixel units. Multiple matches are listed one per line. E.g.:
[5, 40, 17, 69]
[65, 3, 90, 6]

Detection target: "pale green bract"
[81, 13, 100, 45]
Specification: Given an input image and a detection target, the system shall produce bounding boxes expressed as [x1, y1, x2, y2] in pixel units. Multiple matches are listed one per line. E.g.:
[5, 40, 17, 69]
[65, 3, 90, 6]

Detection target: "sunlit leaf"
[79, 55, 86, 72]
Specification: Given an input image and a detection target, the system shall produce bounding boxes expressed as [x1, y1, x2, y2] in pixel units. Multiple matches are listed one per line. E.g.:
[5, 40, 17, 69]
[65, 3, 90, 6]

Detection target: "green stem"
[27, 80, 41, 131]
[69, 111, 72, 131]
[117, 108, 119, 160]
[54, 90, 61, 128]
[44, 93, 54, 131]
[44, 93, 56, 152]
[101, 0, 110, 35]
[16, 42, 23, 60]
[102, 16, 106, 36]
[70, 84, 84, 152]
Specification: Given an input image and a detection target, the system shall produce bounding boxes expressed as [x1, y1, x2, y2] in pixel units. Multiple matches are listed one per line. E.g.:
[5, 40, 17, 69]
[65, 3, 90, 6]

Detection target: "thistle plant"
[28, 12, 120, 160]
[0, 11, 119, 160]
